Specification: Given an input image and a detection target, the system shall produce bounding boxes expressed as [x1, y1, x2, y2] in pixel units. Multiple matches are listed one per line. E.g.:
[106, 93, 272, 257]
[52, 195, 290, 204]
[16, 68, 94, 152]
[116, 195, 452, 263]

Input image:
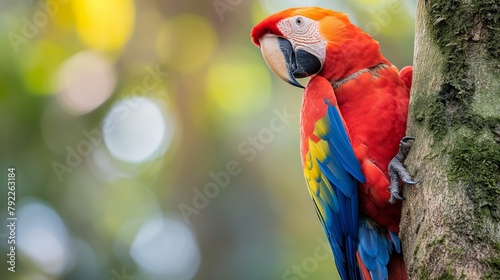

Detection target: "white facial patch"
[277, 16, 326, 67]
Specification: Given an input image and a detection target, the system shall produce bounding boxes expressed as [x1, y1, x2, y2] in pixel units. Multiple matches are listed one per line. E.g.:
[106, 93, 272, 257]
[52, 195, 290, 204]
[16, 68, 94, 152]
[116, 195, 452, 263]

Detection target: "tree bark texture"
[400, 0, 500, 279]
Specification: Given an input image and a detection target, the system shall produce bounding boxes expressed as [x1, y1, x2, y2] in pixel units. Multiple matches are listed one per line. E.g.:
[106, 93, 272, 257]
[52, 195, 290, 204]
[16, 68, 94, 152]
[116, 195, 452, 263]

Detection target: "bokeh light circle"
[103, 97, 173, 163]
[73, 0, 135, 51]
[57, 50, 116, 115]
[18, 199, 71, 276]
[130, 216, 200, 280]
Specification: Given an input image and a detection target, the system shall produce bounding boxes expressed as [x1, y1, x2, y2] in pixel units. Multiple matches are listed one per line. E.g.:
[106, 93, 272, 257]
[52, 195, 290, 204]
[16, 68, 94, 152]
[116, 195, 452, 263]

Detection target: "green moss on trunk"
[414, 0, 474, 139]
[484, 243, 500, 280]
[415, 265, 464, 280]
[484, 257, 500, 280]
[449, 136, 500, 219]
[478, 1, 500, 63]
[415, 0, 500, 221]
[412, 0, 500, 140]
[405, 0, 500, 278]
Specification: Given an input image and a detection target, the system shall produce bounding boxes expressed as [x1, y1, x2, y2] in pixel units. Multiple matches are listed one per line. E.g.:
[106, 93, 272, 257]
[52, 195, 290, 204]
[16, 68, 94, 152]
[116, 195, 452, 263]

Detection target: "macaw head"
[251, 7, 386, 88]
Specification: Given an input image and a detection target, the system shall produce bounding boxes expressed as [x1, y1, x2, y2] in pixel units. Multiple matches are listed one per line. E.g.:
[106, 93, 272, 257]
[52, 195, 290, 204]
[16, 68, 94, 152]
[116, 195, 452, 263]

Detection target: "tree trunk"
[400, 0, 500, 279]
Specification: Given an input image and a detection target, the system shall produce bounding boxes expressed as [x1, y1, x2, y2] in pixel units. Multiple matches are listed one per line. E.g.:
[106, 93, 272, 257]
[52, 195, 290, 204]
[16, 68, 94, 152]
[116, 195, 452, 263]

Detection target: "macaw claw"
[389, 189, 405, 201]
[388, 136, 417, 204]
[401, 136, 415, 142]
[403, 178, 419, 185]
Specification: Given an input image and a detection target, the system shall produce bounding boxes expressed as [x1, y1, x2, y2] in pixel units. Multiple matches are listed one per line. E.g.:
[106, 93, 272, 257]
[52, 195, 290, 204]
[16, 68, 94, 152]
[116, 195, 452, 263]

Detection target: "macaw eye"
[296, 17, 304, 26]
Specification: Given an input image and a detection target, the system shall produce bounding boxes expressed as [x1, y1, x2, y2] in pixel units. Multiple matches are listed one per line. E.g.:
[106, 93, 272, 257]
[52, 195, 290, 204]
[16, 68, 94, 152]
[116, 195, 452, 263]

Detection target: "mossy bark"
[401, 0, 500, 279]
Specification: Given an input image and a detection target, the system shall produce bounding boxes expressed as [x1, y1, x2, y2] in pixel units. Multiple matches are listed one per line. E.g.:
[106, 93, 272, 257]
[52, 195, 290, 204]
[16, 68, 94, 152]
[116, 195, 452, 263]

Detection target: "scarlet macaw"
[251, 7, 416, 280]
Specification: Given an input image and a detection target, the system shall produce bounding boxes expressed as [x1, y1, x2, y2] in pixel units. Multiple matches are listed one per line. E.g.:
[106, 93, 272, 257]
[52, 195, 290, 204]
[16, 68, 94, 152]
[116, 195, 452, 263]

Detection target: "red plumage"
[251, 7, 413, 279]
[334, 65, 409, 233]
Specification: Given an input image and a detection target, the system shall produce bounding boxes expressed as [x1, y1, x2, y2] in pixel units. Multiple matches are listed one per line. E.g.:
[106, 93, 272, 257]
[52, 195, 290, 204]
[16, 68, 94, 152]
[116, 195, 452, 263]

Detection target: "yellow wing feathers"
[303, 116, 332, 199]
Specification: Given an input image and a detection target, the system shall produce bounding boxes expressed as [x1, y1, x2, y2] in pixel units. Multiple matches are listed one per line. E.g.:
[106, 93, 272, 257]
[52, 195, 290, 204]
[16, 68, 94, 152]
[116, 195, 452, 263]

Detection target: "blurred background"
[0, 0, 415, 279]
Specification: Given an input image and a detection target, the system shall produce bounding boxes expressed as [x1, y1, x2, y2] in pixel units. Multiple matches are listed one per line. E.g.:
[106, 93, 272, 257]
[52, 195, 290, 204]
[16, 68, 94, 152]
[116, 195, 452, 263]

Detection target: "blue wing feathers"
[389, 231, 401, 254]
[359, 224, 378, 257]
[318, 159, 354, 198]
[319, 179, 340, 213]
[377, 234, 391, 265]
[358, 245, 377, 271]
[311, 101, 365, 280]
[373, 266, 388, 280]
[305, 80, 401, 280]
[326, 103, 351, 145]
[326, 105, 366, 183]
[358, 219, 399, 280]
[317, 195, 334, 229]
[347, 236, 359, 279]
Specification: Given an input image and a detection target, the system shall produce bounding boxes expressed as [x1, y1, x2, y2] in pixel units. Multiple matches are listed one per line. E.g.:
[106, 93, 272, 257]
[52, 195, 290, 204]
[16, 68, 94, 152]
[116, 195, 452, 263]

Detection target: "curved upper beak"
[259, 35, 322, 89]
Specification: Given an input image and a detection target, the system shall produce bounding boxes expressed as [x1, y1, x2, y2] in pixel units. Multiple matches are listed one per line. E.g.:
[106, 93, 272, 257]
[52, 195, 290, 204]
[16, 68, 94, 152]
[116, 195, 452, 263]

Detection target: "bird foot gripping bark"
[388, 136, 418, 204]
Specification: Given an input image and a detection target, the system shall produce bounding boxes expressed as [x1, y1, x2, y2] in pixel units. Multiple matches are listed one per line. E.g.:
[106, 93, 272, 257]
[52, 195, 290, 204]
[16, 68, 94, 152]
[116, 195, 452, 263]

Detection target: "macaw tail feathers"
[358, 252, 407, 280]
[356, 218, 407, 280]
[388, 253, 407, 280]
[357, 251, 372, 280]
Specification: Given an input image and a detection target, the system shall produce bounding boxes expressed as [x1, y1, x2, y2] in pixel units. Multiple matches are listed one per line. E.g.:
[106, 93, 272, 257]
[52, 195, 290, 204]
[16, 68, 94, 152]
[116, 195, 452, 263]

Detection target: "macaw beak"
[259, 35, 322, 89]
